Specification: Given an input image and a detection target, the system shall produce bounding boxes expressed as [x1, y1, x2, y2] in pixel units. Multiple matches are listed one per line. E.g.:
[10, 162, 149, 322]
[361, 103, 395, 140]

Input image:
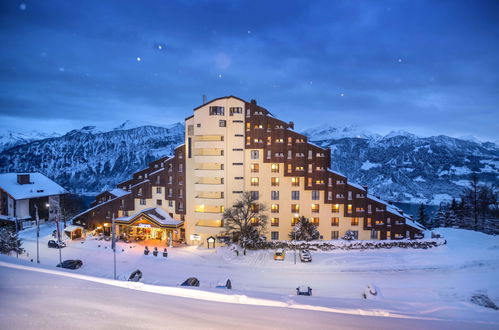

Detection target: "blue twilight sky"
[0, 0, 498, 140]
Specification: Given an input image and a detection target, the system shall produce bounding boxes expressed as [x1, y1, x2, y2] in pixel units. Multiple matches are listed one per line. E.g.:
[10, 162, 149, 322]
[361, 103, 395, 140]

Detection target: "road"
[0, 265, 492, 330]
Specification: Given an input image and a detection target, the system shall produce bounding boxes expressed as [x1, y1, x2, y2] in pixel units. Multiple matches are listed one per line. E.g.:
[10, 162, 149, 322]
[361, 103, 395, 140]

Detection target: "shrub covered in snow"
[0, 227, 24, 255]
[289, 216, 319, 241]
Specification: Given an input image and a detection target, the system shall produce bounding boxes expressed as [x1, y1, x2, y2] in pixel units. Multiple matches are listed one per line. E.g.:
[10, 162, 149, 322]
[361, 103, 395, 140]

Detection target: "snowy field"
[0, 224, 498, 328]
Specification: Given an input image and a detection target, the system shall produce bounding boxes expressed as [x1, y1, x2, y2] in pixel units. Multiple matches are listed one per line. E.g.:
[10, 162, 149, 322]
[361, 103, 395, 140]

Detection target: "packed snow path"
[0, 264, 496, 330]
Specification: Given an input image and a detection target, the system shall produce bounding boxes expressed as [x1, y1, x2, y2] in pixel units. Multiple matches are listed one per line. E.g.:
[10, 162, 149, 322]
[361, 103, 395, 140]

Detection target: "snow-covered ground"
[1, 224, 498, 328]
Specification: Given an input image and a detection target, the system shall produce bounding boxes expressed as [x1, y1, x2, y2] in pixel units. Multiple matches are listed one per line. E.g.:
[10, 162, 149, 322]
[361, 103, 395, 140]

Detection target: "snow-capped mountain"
[0, 122, 497, 204]
[0, 122, 184, 193]
[0, 130, 61, 152]
[304, 126, 498, 204]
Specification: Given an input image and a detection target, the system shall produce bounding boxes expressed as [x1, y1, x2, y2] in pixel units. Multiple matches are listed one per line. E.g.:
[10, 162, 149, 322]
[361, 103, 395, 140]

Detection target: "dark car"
[48, 240, 66, 249]
[128, 269, 143, 282]
[296, 286, 313, 296]
[180, 277, 200, 287]
[57, 259, 83, 270]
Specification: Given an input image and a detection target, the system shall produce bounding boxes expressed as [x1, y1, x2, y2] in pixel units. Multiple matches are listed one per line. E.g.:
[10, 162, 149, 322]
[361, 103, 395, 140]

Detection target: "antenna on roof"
[202, 95, 207, 104]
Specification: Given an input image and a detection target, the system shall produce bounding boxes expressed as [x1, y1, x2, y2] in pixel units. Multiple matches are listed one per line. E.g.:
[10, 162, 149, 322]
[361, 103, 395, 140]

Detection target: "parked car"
[48, 240, 66, 249]
[299, 249, 312, 262]
[274, 249, 285, 261]
[57, 259, 83, 270]
[181, 277, 200, 287]
[127, 269, 143, 282]
[296, 285, 313, 296]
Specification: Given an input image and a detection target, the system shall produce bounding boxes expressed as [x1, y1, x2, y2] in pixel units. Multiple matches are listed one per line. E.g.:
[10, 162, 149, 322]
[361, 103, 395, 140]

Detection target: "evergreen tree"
[289, 216, 319, 241]
[342, 230, 357, 241]
[429, 204, 446, 229]
[416, 203, 428, 228]
[0, 227, 24, 255]
[59, 193, 86, 227]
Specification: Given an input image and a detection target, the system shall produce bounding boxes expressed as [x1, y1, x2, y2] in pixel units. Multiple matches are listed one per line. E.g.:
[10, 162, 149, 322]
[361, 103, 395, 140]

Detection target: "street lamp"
[34, 204, 40, 263]
[111, 214, 116, 280]
[49, 201, 63, 265]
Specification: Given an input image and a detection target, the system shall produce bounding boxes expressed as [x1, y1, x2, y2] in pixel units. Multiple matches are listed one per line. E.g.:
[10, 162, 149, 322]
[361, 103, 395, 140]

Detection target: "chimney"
[17, 174, 30, 185]
[202, 95, 207, 104]
[362, 185, 368, 194]
[250, 99, 257, 105]
[288, 121, 294, 129]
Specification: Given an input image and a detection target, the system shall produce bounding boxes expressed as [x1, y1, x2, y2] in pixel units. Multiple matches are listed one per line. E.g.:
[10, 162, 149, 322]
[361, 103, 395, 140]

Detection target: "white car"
[299, 249, 312, 262]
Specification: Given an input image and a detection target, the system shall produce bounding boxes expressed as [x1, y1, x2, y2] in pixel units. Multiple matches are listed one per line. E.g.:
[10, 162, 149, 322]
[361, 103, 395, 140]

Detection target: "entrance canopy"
[115, 208, 183, 229]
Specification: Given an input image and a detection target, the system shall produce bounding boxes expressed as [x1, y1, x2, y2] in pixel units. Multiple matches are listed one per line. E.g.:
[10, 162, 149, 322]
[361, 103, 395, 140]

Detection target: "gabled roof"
[193, 95, 247, 111]
[115, 207, 183, 228]
[0, 173, 66, 200]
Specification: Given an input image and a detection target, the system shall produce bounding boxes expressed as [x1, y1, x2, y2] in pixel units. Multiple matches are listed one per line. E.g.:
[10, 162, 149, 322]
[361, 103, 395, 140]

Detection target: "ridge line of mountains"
[1, 121, 497, 205]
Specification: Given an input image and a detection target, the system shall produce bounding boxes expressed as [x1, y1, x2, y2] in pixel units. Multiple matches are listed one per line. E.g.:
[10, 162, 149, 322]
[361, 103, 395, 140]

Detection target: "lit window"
[251, 163, 259, 173]
[271, 204, 279, 213]
[311, 204, 320, 213]
[331, 204, 340, 213]
[347, 204, 352, 213]
[251, 177, 259, 186]
[311, 217, 319, 225]
[331, 217, 339, 226]
[291, 217, 299, 226]
[271, 177, 280, 186]
[291, 177, 300, 186]
[271, 164, 279, 173]
[271, 218, 279, 227]
[291, 204, 300, 213]
[351, 218, 360, 226]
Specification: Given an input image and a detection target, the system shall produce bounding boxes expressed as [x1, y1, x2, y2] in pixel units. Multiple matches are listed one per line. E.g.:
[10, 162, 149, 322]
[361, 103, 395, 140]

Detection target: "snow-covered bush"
[0, 227, 24, 255]
[342, 230, 356, 241]
[289, 216, 319, 241]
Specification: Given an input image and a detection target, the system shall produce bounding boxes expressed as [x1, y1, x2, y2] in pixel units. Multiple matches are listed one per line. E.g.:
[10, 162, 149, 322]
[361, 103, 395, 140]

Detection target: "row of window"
[269, 217, 363, 227]
[208, 106, 243, 116]
[270, 230, 366, 240]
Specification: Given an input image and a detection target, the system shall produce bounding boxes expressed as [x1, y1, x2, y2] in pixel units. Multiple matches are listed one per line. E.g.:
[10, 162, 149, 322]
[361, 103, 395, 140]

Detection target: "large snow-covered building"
[0, 173, 66, 230]
[73, 96, 424, 245]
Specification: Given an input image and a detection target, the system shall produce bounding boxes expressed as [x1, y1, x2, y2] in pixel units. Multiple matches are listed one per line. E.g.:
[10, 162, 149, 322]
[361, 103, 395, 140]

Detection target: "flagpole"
[35, 204, 40, 263]
[112, 215, 116, 280]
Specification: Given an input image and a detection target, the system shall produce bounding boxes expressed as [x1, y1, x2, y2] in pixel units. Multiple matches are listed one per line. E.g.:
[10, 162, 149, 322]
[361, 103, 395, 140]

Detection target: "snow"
[115, 207, 183, 227]
[414, 176, 426, 182]
[361, 160, 381, 171]
[0, 172, 66, 200]
[347, 182, 366, 191]
[5, 224, 499, 327]
[108, 188, 130, 198]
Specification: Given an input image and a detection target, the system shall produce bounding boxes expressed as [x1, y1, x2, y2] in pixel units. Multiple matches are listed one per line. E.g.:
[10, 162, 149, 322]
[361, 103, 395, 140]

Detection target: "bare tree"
[222, 192, 268, 254]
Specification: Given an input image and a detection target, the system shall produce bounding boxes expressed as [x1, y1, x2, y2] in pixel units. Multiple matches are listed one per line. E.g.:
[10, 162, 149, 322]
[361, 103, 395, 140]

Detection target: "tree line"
[417, 173, 498, 234]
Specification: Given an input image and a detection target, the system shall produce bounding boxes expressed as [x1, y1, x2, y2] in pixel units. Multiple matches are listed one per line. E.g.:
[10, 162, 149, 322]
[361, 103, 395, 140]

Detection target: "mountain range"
[0, 122, 497, 204]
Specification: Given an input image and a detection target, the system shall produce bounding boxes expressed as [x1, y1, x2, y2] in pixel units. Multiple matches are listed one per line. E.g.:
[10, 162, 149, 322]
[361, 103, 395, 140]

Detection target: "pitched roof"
[0, 173, 66, 200]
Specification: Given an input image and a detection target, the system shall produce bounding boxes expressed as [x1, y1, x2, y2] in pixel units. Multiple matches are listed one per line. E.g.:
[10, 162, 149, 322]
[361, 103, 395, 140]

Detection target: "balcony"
[194, 169, 224, 177]
[194, 197, 225, 205]
[195, 155, 225, 163]
[195, 140, 224, 149]
[195, 135, 224, 141]
[195, 205, 224, 213]
[194, 183, 225, 192]
[194, 148, 224, 156]
[195, 219, 223, 228]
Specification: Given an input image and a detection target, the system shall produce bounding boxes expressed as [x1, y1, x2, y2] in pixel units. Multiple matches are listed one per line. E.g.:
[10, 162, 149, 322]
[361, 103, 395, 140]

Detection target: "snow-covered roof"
[347, 182, 366, 191]
[115, 207, 183, 227]
[405, 219, 425, 231]
[0, 173, 66, 200]
[108, 188, 129, 198]
[0, 214, 31, 221]
[367, 194, 388, 206]
[64, 225, 83, 232]
[328, 169, 346, 177]
[386, 205, 404, 218]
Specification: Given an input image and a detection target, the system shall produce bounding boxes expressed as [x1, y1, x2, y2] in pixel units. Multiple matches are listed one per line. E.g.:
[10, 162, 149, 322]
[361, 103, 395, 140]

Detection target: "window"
[287, 137, 293, 145]
[271, 231, 279, 240]
[219, 120, 226, 127]
[178, 189, 183, 197]
[233, 148, 243, 151]
[348, 191, 352, 200]
[156, 187, 162, 194]
[291, 191, 300, 200]
[156, 199, 162, 206]
[229, 107, 242, 115]
[315, 180, 325, 185]
[291, 204, 300, 213]
[331, 217, 339, 226]
[287, 150, 292, 159]
[197, 123, 201, 128]
[291, 177, 300, 186]
[308, 178, 312, 187]
[168, 176, 173, 184]
[251, 177, 259, 186]
[387, 218, 391, 226]
[187, 125, 194, 135]
[347, 204, 352, 213]
[311, 217, 319, 225]
[251, 163, 259, 173]
[271, 218, 279, 227]
[209, 106, 225, 116]
[328, 177, 332, 186]
[275, 138, 284, 143]
[311, 190, 320, 200]
[271, 177, 280, 186]
[271, 163, 279, 173]
[267, 136, 272, 145]
[327, 191, 332, 200]
[351, 231, 359, 239]
[367, 218, 372, 227]
[370, 229, 377, 239]
[168, 200, 173, 207]
[251, 150, 259, 160]
[355, 207, 364, 212]
[331, 231, 339, 239]
[232, 162, 243, 166]
[168, 188, 173, 197]
[271, 204, 279, 213]
[140, 199, 146, 205]
[368, 204, 372, 214]
[351, 218, 360, 226]
[267, 150, 271, 159]
[178, 202, 184, 211]
[308, 150, 313, 159]
[311, 204, 320, 213]
[308, 164, 313, 173]
[250, 191, 259, 200]
[179, 164, 183, 172]
[234, 177, 244, 180]
[271, 191, 279, 200]
[292, 217, 299, 226]
[138, 188, 143, 196]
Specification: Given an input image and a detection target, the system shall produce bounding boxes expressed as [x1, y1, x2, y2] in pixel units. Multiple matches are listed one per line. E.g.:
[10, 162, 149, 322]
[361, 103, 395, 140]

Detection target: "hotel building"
[73, 96, 423, 245]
